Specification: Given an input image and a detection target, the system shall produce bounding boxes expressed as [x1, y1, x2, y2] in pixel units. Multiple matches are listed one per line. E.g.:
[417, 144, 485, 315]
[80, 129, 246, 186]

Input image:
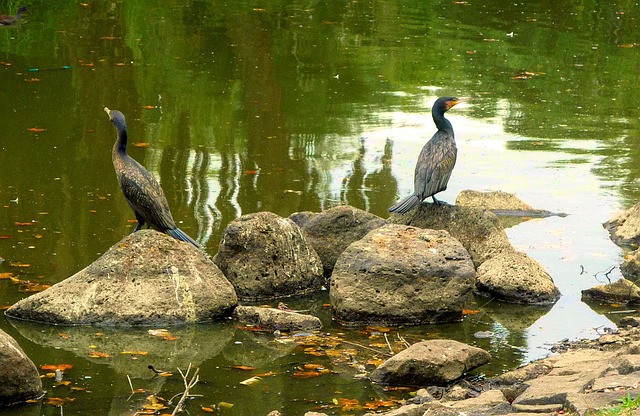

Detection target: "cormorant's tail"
[167, 227, 200, 249]
[388, 194, 421, 214]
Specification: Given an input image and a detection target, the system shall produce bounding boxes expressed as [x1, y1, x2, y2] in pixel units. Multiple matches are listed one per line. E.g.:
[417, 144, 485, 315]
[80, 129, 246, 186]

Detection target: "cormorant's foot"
[431, 196, 450, 206]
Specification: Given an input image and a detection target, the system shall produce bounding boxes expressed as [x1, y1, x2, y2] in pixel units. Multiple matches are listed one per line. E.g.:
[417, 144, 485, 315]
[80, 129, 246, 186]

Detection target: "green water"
[0, 0, 638, 414]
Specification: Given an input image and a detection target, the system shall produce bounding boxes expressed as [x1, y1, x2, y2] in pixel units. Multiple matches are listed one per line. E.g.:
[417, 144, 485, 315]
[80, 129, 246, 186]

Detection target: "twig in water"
[397, 333, 411, 349]
[383, 333, 394, 355]
[171, 364, 199, 416]
[127, 375, 134, 394]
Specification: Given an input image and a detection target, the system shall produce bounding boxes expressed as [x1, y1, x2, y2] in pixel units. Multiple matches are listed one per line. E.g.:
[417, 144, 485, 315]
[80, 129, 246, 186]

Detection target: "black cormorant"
[388, 96, 461, 214]
[0, 6, 27, 25]
[104, 107, 200, 248]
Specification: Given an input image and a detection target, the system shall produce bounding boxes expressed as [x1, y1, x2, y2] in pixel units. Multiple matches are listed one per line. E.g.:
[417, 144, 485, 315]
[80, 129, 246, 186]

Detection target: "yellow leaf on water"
[121, 350, 148, 356]
[231, 365, 255, 371]
[239, 376, 262, 386]
[88, 351, 110, 358]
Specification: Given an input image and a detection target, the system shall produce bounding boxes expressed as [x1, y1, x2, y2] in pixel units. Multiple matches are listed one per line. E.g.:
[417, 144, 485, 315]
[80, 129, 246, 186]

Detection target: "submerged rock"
[233, 305, 322, 331]
[581, 278, 640, 305]
[214, 212, 323, 301]
[331, 224, 475, 326]
[369, 339, 491, 386]
[290, 205, 386, 277]
[0, 328, 43, 406]
[5, 230, 238, 326]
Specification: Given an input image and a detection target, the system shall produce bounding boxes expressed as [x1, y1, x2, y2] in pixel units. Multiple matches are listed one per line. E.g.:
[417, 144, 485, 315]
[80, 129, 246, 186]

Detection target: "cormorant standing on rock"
[104, 107, 200, 248]
[388, 96, 461, 214]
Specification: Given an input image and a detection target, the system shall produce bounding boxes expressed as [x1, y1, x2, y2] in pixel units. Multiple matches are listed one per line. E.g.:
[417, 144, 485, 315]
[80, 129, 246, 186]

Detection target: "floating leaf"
[293, 371, 321, 378]
[70, 386, 86, 391]
[133, 142, 150, 148]
[337, 398, 361, 411]
[41, 364, 73, 371]
[218, 402, 234, 409]
[27, 128, 47, 133]
[15, 222, 34, 226]
[239, 376, 262, 385]
[235, 325, 270, 332]
[45, 397, 67, 406]
[58, 333, 70, 339]
[9, 262, 30, 268]
[231, 365, 256, 371]
[88, 351, 110, 358]
[364, 399, 397, 410]
[142, 105, 157, 109]
[0, 272, 14, 279]
[121, 350, 148, 356]
[54, 380, 72, 387]
[148, 328, 179, 341]
[463, 309, 481, 315]
[255, 371, 277, 377]
[0, 235, 12, 239]
[244, 170, 259, 175]
[201, 407, 215, 413]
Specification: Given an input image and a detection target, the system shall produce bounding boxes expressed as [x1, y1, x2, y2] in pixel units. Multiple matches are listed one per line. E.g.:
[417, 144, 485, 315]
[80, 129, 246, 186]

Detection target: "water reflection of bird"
[389, 96, 461, 214]
[0, 6, 27, 25]
[104, 107, 200, 248]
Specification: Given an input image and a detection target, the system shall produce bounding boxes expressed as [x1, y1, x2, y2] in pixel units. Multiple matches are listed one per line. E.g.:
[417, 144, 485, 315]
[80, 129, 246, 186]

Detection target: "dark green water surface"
[1, 0, 639, 414]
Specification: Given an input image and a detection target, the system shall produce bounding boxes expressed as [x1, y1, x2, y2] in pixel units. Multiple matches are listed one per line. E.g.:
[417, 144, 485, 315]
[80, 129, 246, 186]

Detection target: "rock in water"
[290, 205, 386, 277]
[330, 224, 475, 326]
[370, 339, 491, 386]
[476, 250, 560, 304]
[233, 305, 322, 331]
[214, 212, 323, 301]
[604, 202, 640, 247]
[5, 230, 237, 326]
[0, 328, 43, 406]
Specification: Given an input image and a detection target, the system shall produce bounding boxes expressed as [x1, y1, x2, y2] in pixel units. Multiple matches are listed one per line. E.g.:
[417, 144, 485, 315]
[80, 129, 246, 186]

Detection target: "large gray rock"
[388, 203, 510, 267]
[604, 202, 640, 247]
[233, 305, 322, 331]
[214, 212, 323, 301]
[330, 224, 475, 326]
[389, 203, 560, 305]
[290, 205, 386, 276]
[5, 230, 238, 326]
[0, 329, 43, 406]
[369, 339, 491, 386]
[476, 250, 560, 304]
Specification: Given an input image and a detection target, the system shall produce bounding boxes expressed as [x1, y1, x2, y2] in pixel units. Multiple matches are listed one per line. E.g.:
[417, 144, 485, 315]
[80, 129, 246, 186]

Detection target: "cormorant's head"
[17, 6, 27, 14]
[104, 107, 127, 132]
[436, 96, 460, 112]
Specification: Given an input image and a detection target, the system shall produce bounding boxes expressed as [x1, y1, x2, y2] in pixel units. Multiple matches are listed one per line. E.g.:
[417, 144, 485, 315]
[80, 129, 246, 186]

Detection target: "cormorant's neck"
[113, 127, 128, 155]
[433, 110, 453, 134]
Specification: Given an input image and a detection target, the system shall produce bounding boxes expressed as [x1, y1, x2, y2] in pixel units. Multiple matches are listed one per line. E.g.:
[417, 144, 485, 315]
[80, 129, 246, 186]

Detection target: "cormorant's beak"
[448, 98, 468, 110]
[103, 107, 112, 120]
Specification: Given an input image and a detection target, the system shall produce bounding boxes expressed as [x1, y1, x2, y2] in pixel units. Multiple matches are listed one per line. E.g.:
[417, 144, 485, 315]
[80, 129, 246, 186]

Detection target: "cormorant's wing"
[413, 132, 457, 199]
[118, 160, 178, 231]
